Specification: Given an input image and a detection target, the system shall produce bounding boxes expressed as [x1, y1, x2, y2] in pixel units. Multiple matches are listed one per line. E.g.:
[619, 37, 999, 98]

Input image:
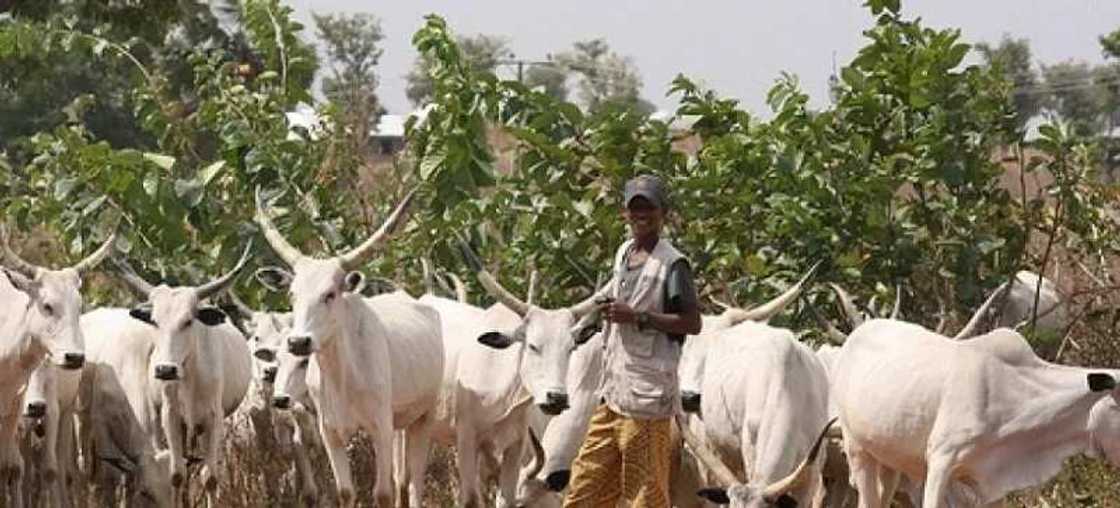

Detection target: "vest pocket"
[621, 327, 656, 358]
[627, 364, 670, 404]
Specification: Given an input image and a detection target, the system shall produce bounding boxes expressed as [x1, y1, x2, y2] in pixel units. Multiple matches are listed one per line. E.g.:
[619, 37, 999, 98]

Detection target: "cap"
[623, 174, 668, 209]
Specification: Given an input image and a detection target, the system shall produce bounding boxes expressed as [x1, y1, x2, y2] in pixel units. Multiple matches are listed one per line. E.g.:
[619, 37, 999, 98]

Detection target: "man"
[564, 174, 702, 507]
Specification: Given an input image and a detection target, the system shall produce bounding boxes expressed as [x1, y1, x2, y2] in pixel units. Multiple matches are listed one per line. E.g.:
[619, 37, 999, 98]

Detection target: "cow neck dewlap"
[316, 295, 377, 380]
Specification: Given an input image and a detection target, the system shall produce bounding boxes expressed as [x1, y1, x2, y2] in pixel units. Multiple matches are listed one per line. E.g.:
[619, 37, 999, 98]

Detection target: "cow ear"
[478, 331, 518, 349]
[575, 324, 601, 346]
[129, 306, 155, 326]
[256, 267, 293, 292]
[697, 488, 730, 505]
[1089, 372, 1117, 392]
[344, 271, 366, 294]
[196, 307, 228, 326]
[3, 269, 39, 298]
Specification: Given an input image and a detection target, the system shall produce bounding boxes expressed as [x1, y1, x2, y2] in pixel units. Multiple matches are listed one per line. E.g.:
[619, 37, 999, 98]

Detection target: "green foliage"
[524, 63, 569, 101]
[1042, 61, 1110, 138]
[1102, 28, 1120, 60]
[555, 38, 655, 116]
[976, 35, 1042, 132]
[404, 32, 511, 108]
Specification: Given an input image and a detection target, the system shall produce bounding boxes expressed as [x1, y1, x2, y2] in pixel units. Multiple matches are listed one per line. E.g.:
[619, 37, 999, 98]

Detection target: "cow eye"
[527, 343, 541, 354]
[42, 303, 54, 316]
[181, 320, 192, 331]
[324, 292, 336, 304]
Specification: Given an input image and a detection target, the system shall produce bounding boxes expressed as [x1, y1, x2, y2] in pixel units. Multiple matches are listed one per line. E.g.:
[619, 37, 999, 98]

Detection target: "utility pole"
[495, 58, 558, 83]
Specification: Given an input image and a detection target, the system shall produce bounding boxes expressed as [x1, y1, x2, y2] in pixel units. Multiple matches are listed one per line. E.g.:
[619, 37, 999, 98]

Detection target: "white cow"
[223, 293, 321, 504]
[18, 359, 81, 507]
[77, 307, 185, 507]
[0, 224, 116, 507]
[683, 319, 833, 508]
[256, 189, 444, 508]
[953, 271, 1067, 341]
[834, 319, 1120, 507]
[111, 249, 253, 506]
[452, 245, 607, 508]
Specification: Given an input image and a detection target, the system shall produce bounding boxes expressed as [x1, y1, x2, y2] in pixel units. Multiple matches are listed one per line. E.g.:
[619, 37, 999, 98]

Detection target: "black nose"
[288, 336, 312, 356]
[263, 366, 278, 383]
[254, 348, 276, 362]
[154, 364, 179, 381]
[539, 392, 569, 415]
[25, 401, 47, 419]
[272, 394, 292, 410]
[681, 391, 702, 413]
[545, 470, 571, 492]
[62, 352, 85, 370]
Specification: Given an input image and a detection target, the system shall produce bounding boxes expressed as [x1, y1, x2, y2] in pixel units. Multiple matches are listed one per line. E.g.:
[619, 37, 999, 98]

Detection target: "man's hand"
[601, 301, 638, 324]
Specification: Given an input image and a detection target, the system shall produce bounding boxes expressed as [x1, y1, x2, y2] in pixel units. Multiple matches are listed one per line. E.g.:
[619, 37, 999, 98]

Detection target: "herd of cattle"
[1, 188, 1115, 508]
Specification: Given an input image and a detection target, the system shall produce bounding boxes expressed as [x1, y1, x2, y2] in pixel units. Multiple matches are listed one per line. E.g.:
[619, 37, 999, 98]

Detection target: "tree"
[404, 33, 511, 107]
[1102, 28, 1120, 60]
[976, 35, 1042, 132]
[1042, 61, 1105, 137]
[314, 12, 386, 156]
[524, 62, 569, 101]
[555, 39, 654, 115]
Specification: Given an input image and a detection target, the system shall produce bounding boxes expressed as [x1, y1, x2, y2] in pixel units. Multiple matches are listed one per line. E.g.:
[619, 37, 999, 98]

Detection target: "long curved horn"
[111, 256, 155, 297]
[761, 417, 837, 499]
[709, 297, 734, 311]
[889, 285, 903, 320]
[197, 243, 254, 301]
[338, 189, 417, 271]
[0, 223, 41, 278]
[72, 224, 119, 274]
[525, 426, 546, 482]
[255, 187, 305, 267]
[527, 269, 540, 307]
[675, 413, 739, 487]
[447, 273, 468, 303]
[226, 290, 256, 320]
[828, 283, 863, 330]
[804, 295, 847, 345]
[953, 281, 1011, 340]
[478, 271, 530, 317]
[421, 258, 436, 294]
[725, 261, 821, 326]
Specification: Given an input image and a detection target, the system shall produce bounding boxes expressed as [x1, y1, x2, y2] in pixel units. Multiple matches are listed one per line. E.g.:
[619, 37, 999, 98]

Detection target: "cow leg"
[43, 402, 63, 508]
[847, 450, 884, 508]
[404, 418, 434, 508]
[57, 411, 77, 508]
[160, 394, 186, 491]
[290, 412, 319, 506]
[921, 456, 954, 508]
[493, 436, 523, 508]
[455, 427, 482, 508]
[202, 409, 225, 507]
[878, 466, 902, 507]
[321, 422, 356, 508]
[372, 421, 395, 508]
[393, 430, 408, 508]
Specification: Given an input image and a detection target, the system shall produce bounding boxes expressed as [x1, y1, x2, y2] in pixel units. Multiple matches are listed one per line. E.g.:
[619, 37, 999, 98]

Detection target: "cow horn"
[761, 417, 837, 500]
[111, 256, 155, 296]
[0, 223, 41, 278]
[725, 261, 821, 326]
[196, 243, 254, 301]
[72, 223, 120, 274]
[458, 237, 531, 316]
[447, 273, 468, 303]
[954, 281, 1011, 340]
[889, 285, 903, 320]
[255, 187, 306, 267]
[527, 269, 540, 307]
[709, 297, 734, 311]
[338, 189, 417, 271]
[675, 413, 739, 487]
[421, 258, 435, 294]
[525, 426, 546, 482]
[226, 290, 256, 320]
[804, 295, 847, 345]
[828, 284, 863, 330]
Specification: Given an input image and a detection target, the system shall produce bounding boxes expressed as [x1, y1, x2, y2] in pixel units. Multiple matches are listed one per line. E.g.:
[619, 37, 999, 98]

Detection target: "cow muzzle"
[263, 365, 278, 384]
[61, 352, 85, 370]
[287, 336, 313, 357]
[538, 392, 569, 415]
[153, 364, 179, 381]
[24, 401, 47, 419]
[272, 394, 292, 410]
[680, 391, 702, 413]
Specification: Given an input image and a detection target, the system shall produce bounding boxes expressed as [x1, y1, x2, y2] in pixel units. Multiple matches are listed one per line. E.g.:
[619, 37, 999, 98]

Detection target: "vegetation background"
[2, 0, 1119, 505]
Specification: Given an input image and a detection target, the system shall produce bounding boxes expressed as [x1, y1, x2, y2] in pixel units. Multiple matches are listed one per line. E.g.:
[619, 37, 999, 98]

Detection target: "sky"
[285, 0, 1120, 117]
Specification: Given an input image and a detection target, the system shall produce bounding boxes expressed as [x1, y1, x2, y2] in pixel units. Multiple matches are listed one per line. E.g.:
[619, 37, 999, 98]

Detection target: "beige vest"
[599, 238, 685, 419]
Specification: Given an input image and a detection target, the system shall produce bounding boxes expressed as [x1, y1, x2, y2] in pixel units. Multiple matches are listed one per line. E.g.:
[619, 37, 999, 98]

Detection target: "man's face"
[622, 196, 664, 239]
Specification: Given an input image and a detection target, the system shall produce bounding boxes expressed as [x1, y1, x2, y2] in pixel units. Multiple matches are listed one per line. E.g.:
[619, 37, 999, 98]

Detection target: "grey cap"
[623, 174, 668, 209]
